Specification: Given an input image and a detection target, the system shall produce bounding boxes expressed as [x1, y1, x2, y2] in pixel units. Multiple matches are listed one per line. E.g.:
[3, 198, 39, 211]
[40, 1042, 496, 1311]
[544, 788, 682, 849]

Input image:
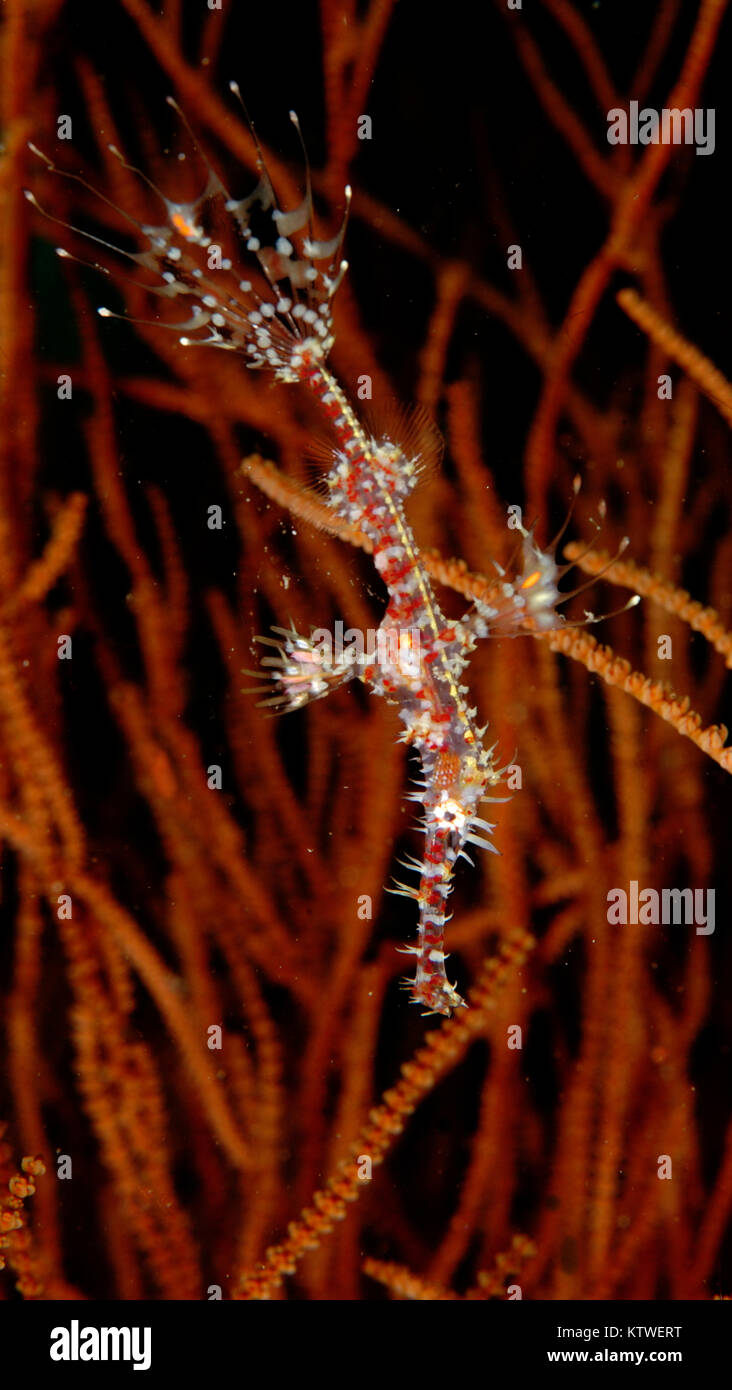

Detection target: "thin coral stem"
[523, 0, 727, 511]
[233, 929, 534, 1299]
[547, 628, 732, 774]
[1, 492, 87, 617]
[562, 542, 732, 668]
[617, 287, 732, 428]
[363, 1258, 459, 1299]
[503, 4, 618, 199]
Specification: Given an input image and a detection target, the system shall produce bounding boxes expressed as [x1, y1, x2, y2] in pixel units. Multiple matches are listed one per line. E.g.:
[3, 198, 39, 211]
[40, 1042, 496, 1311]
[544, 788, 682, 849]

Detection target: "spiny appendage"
[394, 749, 504, 1017]
[242, 622, 358, 712]
[467, 507, 580, 638]
[25, 98, 350, 383]
[465, 482, 639, 638]
[397, 820, 466, 1016]
[398, 809, 496, 1017]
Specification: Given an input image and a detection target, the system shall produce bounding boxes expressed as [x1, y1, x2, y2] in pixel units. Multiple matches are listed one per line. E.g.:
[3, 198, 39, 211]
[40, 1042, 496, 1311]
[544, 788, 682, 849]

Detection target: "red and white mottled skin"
[27, 115, 572, 1015]
[301, 361, 503, 1013]
[258, 352, 563, 1015]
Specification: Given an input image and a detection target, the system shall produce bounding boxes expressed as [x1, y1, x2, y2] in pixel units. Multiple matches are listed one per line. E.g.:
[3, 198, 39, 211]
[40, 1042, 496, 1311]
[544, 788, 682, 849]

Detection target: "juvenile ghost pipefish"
[25, 90, 638, 1015]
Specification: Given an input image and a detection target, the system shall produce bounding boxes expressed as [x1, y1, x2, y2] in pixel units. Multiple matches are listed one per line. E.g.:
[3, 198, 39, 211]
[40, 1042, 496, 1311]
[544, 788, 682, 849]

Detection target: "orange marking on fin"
[170, 211, 198, 239]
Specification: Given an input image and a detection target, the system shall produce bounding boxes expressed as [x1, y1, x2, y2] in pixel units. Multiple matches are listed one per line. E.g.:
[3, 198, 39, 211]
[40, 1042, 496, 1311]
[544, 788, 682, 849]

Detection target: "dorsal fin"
[361, 399, 444, 486]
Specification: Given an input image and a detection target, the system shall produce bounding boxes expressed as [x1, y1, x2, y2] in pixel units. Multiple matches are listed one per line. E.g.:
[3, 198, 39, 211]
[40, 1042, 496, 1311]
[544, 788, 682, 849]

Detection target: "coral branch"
[617, 287, 732, 428]
[563, 542, 732, 668]
[233, 930, 535, 1299]
[546, 628, 732, 774]
[363, 1258, 459, 1299]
